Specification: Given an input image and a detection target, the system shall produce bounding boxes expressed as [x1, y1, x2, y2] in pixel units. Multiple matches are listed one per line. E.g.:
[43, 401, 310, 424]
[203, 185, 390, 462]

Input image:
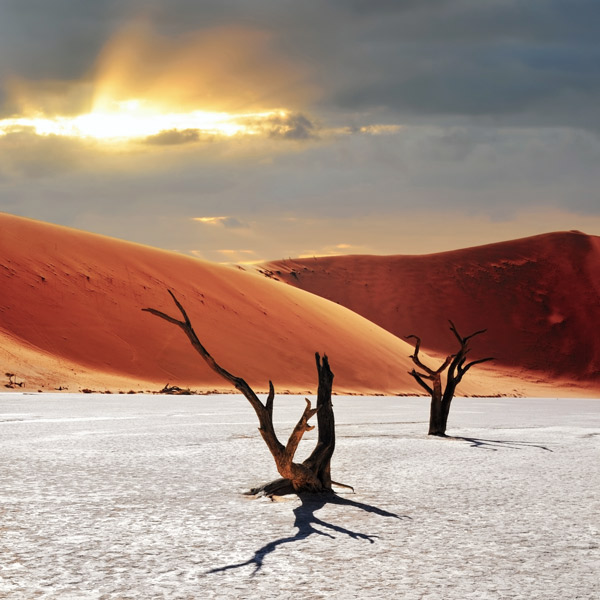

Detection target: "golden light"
[0, 22, 314, 145]
[0, 100, 289, 142]
[193, 216, 230, 225]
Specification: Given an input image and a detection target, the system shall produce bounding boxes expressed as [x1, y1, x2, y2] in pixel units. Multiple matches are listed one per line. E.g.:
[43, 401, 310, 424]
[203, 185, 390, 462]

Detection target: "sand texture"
[1, 214, 597, 396]
[1, 393, 598, 599]
[263, 231, 600, 394]
[0, 213, 455, 395]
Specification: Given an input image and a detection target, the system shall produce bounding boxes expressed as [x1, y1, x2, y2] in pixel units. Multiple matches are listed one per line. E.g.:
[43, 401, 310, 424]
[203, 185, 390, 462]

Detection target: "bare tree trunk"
[427, 374, 448, 436]
[143, 291, 340, 496]
[301, 353, 335, 487]
[249, 353, 336, 496]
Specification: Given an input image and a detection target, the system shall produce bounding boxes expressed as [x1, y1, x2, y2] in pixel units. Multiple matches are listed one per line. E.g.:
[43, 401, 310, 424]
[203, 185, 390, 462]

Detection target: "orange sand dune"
[2, 214, 594, 397]
[0, 212, 487, 396]
[262, 231, 600, 394]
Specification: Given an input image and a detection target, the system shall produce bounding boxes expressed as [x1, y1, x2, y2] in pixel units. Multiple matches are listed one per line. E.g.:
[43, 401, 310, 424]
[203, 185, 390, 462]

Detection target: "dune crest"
[0, 213, 443, 395]
[1, 214, 596, 396]
[262, 231, 600, 392]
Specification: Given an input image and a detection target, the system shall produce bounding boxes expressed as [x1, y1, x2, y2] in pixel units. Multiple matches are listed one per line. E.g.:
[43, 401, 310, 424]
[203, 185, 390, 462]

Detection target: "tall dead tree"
[143, 290, 341, 496]
[406, 321, 493, 437]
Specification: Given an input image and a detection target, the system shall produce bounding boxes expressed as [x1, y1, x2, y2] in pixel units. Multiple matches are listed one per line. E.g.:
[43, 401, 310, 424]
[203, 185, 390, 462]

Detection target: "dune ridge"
[0, 212, 460, 395]
[1, 214, 596, 396]
[262, 231, 600, 391]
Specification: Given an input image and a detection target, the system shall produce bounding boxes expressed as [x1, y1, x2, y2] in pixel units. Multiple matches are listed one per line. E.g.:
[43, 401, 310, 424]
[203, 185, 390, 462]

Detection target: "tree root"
[331, 480, 355, 493]
[245, 478, 296, 498]
[245, 477, 335, 498]
[245, 477, 355, 498]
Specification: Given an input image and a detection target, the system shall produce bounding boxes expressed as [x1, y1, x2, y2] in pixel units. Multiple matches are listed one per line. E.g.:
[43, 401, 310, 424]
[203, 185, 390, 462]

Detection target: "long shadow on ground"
[453, 436, 553, 452]
[207, 493, 408, 576]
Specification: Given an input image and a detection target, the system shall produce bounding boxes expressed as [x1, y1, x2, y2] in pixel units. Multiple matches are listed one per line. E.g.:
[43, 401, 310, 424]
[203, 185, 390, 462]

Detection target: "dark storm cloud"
[0, 1, 119, 79]
[319, 0, 600, 128]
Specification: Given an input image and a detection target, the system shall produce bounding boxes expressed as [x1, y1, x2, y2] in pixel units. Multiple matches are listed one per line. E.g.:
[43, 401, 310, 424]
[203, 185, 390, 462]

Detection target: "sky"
[0, 0, 599, 263]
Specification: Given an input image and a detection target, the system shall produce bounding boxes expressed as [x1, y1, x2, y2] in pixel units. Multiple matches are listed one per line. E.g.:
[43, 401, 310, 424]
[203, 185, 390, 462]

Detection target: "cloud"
[323, 1, 600, 128]
[264, 113, 317, 140]
[193, 216, 249, 229]
[0, 0, 599, 263]
[0, 130, 92, 178]
[141, 113, 319, 145]
[2, 1, 598, 129]
[144, 128, 202, 145]
[1, 78, 94, 118]
[89, 20, 317, 114]
[3, 121, 600, 231]
[357, 125, 402, 136]
[44, 208, 600, 266]
[216, 248, 258, 263]
[218, 249, 255, 255]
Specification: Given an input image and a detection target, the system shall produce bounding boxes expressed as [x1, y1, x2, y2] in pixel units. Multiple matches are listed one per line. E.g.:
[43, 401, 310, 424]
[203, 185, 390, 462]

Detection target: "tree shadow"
[452, 436, 553, 452]
[206, 493, 408, 576]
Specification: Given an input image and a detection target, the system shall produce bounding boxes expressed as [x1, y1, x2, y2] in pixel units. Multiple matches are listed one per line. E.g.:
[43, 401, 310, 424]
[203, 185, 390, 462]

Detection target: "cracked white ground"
[1, 394, 598, 599]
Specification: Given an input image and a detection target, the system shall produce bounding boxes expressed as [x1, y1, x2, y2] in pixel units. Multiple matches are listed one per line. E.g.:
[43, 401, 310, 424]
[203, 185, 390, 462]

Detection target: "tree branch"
[142, 294, 248, 399]
[143, 290, 279, 449]
[144, 289, 332, 493]
[460, 356, 494, 376]
[448, 320, 464, 344]
[449, 319, 487, 344]
[266, 380, 275, 418]
[435, 353, 455, 375]
[410, 319, 493, 437]
[464, 329, 488, 343]
[284, 398, 319, 461]
[406, 334, 436, 375]
[408, 369, 434, 395]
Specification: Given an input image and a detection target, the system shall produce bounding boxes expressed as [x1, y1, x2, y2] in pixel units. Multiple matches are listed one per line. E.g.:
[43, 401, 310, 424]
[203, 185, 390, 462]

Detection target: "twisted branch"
[143, 290, 324, 489]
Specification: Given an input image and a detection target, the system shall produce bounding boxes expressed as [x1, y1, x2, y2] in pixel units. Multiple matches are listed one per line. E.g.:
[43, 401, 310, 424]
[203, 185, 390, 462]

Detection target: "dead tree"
[143, 290, 342, 497]
[406, 321, 493, 437]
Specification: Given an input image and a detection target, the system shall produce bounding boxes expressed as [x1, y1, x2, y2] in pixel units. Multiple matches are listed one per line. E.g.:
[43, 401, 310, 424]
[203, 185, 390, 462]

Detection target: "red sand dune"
[262, 231, 600, 393]
[1, 214, 596, 396]
[0, 212, 480, 396]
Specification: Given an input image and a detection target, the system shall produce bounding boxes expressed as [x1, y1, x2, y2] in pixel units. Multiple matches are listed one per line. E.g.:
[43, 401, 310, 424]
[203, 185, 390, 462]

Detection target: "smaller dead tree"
[143, 290, 345, 497]
[406, 321, 493, 437]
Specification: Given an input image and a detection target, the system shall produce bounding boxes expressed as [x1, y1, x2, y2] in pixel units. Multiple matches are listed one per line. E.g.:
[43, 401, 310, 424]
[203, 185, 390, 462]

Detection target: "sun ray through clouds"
[0, 105, 295, 142]
[0, 21, 315, 145]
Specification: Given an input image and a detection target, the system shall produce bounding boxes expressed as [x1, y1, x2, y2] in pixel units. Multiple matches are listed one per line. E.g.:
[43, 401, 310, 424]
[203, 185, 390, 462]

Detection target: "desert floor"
[1, 393, 598, 599]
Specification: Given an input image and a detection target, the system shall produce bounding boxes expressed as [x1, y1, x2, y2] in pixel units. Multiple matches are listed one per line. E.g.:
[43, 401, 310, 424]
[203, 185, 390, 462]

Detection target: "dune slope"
[263, 231, 600, 389]
[0, 213, 448, 395]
